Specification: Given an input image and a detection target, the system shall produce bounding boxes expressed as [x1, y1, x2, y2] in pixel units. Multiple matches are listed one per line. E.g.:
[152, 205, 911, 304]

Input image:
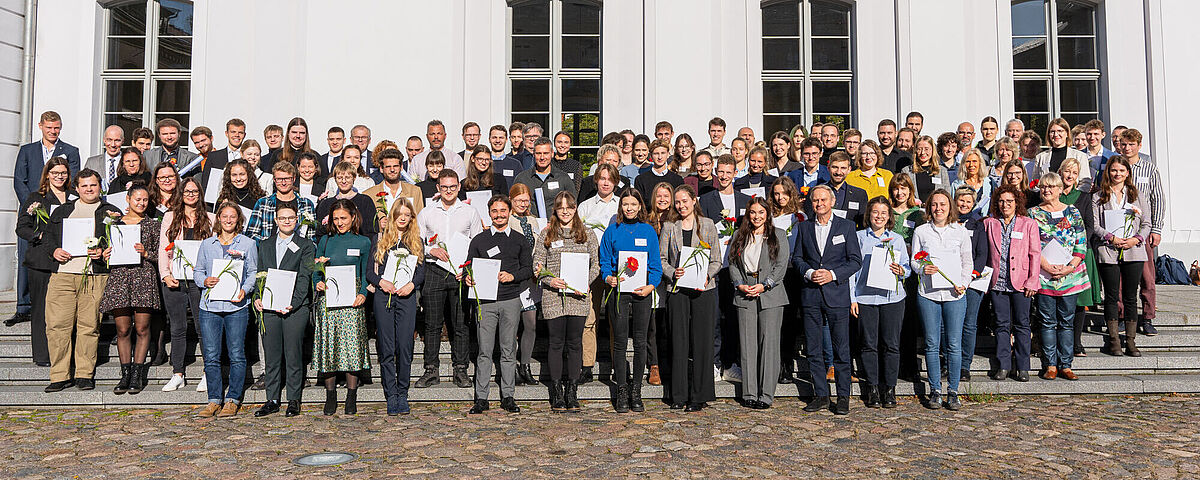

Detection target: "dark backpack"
[1155, 255, 1191, 285]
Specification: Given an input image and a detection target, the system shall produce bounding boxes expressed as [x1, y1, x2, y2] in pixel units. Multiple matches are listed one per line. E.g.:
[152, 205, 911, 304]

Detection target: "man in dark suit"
[786, 138, 831, 190]
[803, 152, 869, 228]
[698, 155, 750, 226]
[11, 111, 80, 326]
[319, 126, 346, 178]
[83, 125, 125, 194]
[196, 119, 247, 189]
[252, 204, 314, 418]
[791, 185, 862, 415]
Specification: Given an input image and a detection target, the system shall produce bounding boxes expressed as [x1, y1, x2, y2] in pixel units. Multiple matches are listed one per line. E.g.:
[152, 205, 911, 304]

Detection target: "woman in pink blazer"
[983, 183, 1042, 382]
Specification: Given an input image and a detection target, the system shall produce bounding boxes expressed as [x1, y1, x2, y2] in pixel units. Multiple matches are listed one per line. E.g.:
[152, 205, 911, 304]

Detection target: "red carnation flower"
[625, 257, 639, 273]
[458, 259, 472, 270]
[164, 242, 175, 253]
[428, 234, 439, 245]
[914, 250, 930, 261]
[376, 191, 388, 197]
[724, 216, 736, 223]
[1029, 179, 1039, 189]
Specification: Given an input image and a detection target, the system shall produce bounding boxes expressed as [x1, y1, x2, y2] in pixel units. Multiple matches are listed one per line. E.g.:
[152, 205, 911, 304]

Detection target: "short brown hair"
[39, 111, 62, 123]
[263, 124, 283, 136]
[156, 118, 182, 134]
[271, 159, 297, 176]
[654, 121, 673, 132]
[190, 126, 213, 139]
[1119, 128, 1143, 144]
[225, 118, 245, 130]
[649, 139, 671, 153]
[828, 151, 852, 166]
[461, 121, 479, 133]
[1083, 119, 1105, 133]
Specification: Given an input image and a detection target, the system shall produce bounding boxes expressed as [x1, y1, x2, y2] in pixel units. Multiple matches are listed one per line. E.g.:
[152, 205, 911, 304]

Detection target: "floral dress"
[312, 232, 372, 373]
[1029, 205, 1091, 296]
[99, 216, 162, 312]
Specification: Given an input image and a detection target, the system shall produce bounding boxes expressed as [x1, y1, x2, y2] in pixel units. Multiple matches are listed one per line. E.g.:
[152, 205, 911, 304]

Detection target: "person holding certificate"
[312, 199, 372, 415]
[659, 184, 721, 412]
[577, 163, 621, 388]
[193, 201, 259, 417]
[1091, 156, 1151, 357]
[769, 176, 805, 384]
[215, 159, 267, 212]
[533, 192, 598, 413]
[158, 177, 215, 392]
[98, 184, 162, 394]
[728, 197, 790, 410]
[599, 188, 661, 413]
[507, 183, 541, 386]
[1029, 173, 1090, 380]
[367, 198, 425, 415]
[983, 184, 1041, 383]
[849, 196, 911, 408]
[15, 157, 73, 368]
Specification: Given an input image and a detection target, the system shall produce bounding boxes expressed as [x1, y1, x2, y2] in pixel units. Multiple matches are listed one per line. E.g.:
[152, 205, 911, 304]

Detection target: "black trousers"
[648, 306, 667, 366]
[804, 303, 851, 398]
[991, 291, 1031, 372]
[857, 301, 905, 389]
[668, 288, 717, 405]
[1100, 261, 1142, 323]
[546, 315, 585, 382]
[261, 306, 309, 402]
[375, 292, 417, 401]
[162, 282, 202, 375]
[420, 266, 470, 369]
[27, 268, 51, 364]
[608, 289, 652, 388]
[714, 269, 738, 369]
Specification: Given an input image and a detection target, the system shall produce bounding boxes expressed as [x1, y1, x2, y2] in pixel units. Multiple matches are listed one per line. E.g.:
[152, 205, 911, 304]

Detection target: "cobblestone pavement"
[1, 395, 1198, 478]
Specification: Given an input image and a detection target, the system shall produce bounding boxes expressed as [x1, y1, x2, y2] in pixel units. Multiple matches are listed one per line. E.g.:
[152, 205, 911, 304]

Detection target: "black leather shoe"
[989, 369, 1008, 381]
[453, 367, 472, 388]
[251, 374, 267, 391]
[500, 396, 520, 413]
[882, 387, 897, 409]
[75, 378, 94, 390]
[1014, 371, 1029, 382]
[803, 396, 829, 412]
[925, 392, 942, 410]
[629, 383, 645, 412]
[834, 397, 849, 415]
[414, 368, 440, 388]
[684, 402, 705, 412]
[255, 400, 280, 417]
[669, 402, 685, 410]
[323, 390, 338, 416]
[578, 366, 594, 384]
[778, 363, 794, 384]
[518, 364, 536, 385]
[960, 370, 972, 382]
[285, 400, 301, 417]
[344, 389, 358, 415]
[865, 387, 881, 408]
[613, 384, 630, 413]
[34, 361, 50, 367]
[44, 380, 74, 393]
[4, 312, 30, 326]
[469, 399, 489, 414]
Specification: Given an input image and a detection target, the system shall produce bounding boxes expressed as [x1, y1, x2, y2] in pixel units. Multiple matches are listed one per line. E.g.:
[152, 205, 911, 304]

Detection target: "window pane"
[156, 80, 191, 112]
[812, 81, 850, 113]
[1057, 37, 1095, 69]
[511, 79, 550, 112]
[1011, 0, 1046, 36]
[105, 80, 143, 112]
[811, 38, 850, 70]
[763, 115, 803, 139]
[109, 3, 146, 36]
[561, 1, 601, 35]
[762, 38, 800, 70]
[158, 0, 194, 36]
[561, 113, 600, 146]
[1059, 79, 1098, 112]
[572, 149, 597, 168]
[105, 113, 143, 141]
[154, 114, 190, 146]
[512, 114, 550, 132]
[107, 36, 145, 70]
[1056, 1, 1095, 35]
[762, 2, 799, 37]
[158, 37, 192, 70]
[1062, 114, 1097, 130]
[561, 79, 600, 111]
[512, 2, 550, 35]
[562, 36, 601, 69]
[810, 1, 850, 37]
[1012, 38, 1046, 70]
[512, 36, 550, 69]
[813, 114, 850, 134]
[1013, 80, 1049, 112]
[763, 81, 802, 113]
[1016, 113, 1049, 143]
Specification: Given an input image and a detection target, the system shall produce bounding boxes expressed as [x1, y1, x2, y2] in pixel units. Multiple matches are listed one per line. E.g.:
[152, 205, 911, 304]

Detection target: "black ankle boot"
[127, 363, 146, 394]
[549, 381, 566, 412]
[518, 364, 536, 385]
[113, 364, 132, 394]
[564, 380, 580, 412]
[629, 382, 644, 412]
[139, 363, 151, 389]
[344, 388, 357, 415]
[578, 366, 593, 384]
[323, 389, 337, 415]
[613, 384, 630, 413]
[882, 387, 897, 408]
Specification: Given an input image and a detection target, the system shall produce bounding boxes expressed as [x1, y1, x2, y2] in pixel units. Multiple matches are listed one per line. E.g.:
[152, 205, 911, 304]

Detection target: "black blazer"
[790, 215, 862, 308]
[108, 172, 152, 194]
[298, 176, 328, 200]
[16, 190, 72, 272]
[256, 233, 315, 313]
[199, 148, 231, 188]
[732, 172, 777, 191]
[314, 194, 378, 237]
[577, 174, 632, 203]
[46, 199, 125, 275]
[802, 181, 869, 228]
[366, 242, 427, 297]
[698, 189, 751, 225]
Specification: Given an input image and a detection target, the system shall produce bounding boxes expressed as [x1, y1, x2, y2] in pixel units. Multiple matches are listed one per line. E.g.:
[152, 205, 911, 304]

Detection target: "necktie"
[107, 157, 117, 190]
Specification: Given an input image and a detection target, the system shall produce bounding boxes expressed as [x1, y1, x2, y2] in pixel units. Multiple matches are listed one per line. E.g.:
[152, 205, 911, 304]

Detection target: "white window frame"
[760, 0, 855, 131]
[1011, 0, 1103, 126]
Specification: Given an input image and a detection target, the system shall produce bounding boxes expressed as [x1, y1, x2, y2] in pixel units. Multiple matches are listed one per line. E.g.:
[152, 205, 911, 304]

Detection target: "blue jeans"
[1036, 294, 1078, 369]
[197, 308, 248, 404]
[917, 296, 966, 393]
[960, 289, 983, 372]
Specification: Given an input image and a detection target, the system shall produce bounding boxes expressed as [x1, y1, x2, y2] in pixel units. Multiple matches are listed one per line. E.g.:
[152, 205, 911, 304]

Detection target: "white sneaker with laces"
[724, 364, 743, 383]
[713, 365, 722, 383]
[196, 373, 207, 392]
[162, 373, 185, 392]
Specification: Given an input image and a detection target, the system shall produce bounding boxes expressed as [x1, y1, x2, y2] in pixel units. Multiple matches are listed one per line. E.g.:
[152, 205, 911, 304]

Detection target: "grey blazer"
[1091, 188, 1151, 264]
[659, 216, 721, 292]
[729, 227, 791, 309]
[144, 146, 199, 170]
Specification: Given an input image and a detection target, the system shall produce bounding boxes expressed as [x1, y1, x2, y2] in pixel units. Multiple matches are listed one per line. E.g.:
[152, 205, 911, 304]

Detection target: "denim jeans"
[197, 308, 248, 404]
[917, 295, 966, 393]
[1036, 294, 1078, 369]
[960, 289, 984, 372]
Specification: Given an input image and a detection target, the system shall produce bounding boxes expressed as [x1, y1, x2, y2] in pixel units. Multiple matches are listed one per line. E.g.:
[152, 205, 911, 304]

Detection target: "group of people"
[10, 109, 1162, 417]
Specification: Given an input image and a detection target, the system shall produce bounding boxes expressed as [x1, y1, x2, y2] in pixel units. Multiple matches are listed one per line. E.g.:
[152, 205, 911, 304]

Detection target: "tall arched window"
[1011, 0, 1101, 137]
[508, 0, 602, 163]
[100, 0, 193, 146]
[761, 0, 854, 136]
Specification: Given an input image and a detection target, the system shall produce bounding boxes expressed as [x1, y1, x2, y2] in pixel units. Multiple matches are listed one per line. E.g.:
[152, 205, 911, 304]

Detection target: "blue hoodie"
[598, 221, 662, 288]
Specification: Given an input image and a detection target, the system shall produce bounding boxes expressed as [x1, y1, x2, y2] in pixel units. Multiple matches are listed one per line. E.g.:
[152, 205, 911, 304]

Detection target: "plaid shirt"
[245, 193, 316, 241]
[1127, 154, 1164, 235]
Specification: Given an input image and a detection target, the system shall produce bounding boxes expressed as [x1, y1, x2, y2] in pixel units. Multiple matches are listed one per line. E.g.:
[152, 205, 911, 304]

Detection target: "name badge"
[634, 238, 647, 247]
[567, 173, 575, 179]
[347, 248, 360, 257]
[832, 234, 845, 245]
[287, 242, 299, 253]
[503, 169, 514, 177]
[931, 177, 942, 185]
[157, 205, 168, 213]
[739, 209, 746, 216]
[1051, 210, 1064, 219]
[877, 177, 886, 187]
[1137, 176, 1149, 184]
[487, 246, 501, 258]
[833, 209, 847, 218]
[618, 181, 626, 188]
[1012, 231, 1024, 239]
[552, 240, 564, 248]
[547, 181, 560, 189]
[848, 201, 859, 210]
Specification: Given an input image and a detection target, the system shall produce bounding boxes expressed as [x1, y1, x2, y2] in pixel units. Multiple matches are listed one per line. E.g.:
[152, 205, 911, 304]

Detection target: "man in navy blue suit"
[10, 111, 80, 326]
[791, 184, 862, 415]
[785, 138, 831, 191]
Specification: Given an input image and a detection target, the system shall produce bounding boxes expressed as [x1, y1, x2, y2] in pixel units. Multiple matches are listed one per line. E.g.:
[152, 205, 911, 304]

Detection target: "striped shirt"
[1126, 154, 1164, 235]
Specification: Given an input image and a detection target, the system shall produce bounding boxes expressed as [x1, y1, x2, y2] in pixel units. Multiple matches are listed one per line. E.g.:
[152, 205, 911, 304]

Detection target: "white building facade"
[1, 0, 1197, 289]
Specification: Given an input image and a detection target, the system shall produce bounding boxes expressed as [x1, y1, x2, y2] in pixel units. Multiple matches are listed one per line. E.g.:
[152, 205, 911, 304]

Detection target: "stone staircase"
[0, 286, 1198, 407]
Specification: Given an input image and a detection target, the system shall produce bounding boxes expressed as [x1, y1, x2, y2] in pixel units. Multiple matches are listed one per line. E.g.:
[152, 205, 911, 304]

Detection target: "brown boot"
[198, 402, 221, 417]
[218, 402, 241, 417]
[647, 365, 662, 386]
[1124, 320, 1141, 357]
[1101, 320, 1122, 356]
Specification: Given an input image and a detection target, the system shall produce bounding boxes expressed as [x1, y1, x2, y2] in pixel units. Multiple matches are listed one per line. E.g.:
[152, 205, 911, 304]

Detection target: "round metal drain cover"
[293, 452, 357, 466]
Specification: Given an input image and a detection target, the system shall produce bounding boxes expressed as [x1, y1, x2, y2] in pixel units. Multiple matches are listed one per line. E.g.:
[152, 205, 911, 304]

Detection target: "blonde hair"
[374, 198, 424, 265]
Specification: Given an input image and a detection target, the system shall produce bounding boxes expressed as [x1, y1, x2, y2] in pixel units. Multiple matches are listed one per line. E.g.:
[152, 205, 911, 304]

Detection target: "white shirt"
[719, 192, 735, 215]
[228, 148, 241, 161]
[910, 222, 973, 302]
[578, 193, 620, 229]
[103, 154, 121, 190]
[416, 198, 484, 250]
[41, 141, 56, 164]
[805, 215, 835, 281]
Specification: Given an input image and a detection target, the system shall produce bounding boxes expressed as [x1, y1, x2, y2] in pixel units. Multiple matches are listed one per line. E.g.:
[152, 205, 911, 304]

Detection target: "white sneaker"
[714, 365, 722, 383]
[723, 364, 743, 383]
[196, 373, 207, 392]
[162, 373, 185, 392]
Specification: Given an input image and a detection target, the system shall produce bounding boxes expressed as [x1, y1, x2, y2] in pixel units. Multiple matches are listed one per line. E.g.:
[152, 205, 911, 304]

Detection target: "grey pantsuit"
[737, 306, 784, 404]
[474, 297, 522, 401]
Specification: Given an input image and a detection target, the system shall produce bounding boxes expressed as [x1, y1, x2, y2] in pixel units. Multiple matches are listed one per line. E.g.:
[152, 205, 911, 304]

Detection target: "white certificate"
[208, 258, 244, 301]
[924, 248, 961, 290]
[382, 250, 417, 288]
[466, 190, 494, 227]
[740, 187, 766, 199]
[676, 246, 710, 290]
[239, 205, 253, 223]
[62, 218, 95, 257]
[617, 250, 648, 292]
[865, 245, 901, 291]
[470, 258, 502, 301]
[773, 214, 796, 232]
[1103, 208, 1133, 237]
[170, 239, 202, 280]
[205, 168, 224, 201]
[105, 193, 129, 213]
[263, 268, 297, 312]
[560, 252, 591, 294]
[534, 188, 548, 220]
[436, 232, 472, 274]
[969, 266, 994, 292]
[324, 264, 357, 308]
[1041, 238, 1072, 266]
[298, 183, 318, 206]
[108, 224, 142, 266]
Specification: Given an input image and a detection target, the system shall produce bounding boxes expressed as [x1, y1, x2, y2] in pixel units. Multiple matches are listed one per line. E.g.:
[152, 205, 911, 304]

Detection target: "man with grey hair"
[516, 122, 543, 170]
[84, 125, 125, 192]
[1005, 119, 1025, 141]
[408, 120, 467, 181]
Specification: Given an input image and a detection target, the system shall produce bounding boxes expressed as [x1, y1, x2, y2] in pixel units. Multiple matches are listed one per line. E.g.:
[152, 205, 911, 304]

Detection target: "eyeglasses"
[157, 175, 176, 181]
[182, 190, 200, 196]
[277, 216, 297, 222]
[351, 135, 370, 141]
[48, 171, 69, 177]
[438, 184, 459, 190]
[275, 176, 294, 182]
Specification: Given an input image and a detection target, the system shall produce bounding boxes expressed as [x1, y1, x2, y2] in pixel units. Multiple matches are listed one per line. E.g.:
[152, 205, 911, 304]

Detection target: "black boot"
[549, 381, 566, 412]
[629, 382, 644, 412]
[127, 363, 146, 394]
[779, 362, 794, 384]
[518, 364, 536, 385]
[882, 387, 897, 409]
[864, 385, 881, 408]
[564, 380, 580, 412]
[344, 388, 357, 415]
[578, 366, 593, 384]
[323, 389, 337, 415]
[113, 364, 132, 395]
[613, 384, 630, 413]
[139, 363, 151, 389]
